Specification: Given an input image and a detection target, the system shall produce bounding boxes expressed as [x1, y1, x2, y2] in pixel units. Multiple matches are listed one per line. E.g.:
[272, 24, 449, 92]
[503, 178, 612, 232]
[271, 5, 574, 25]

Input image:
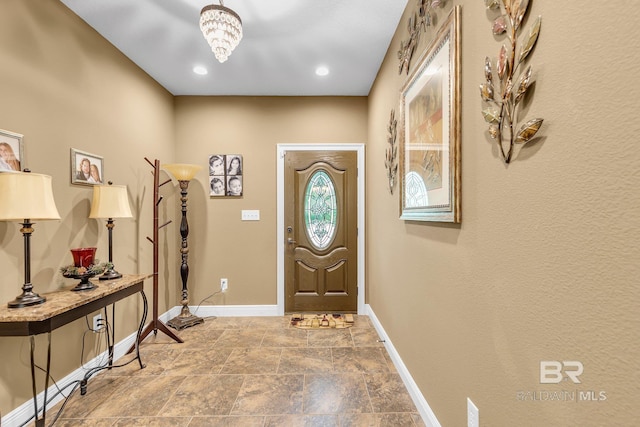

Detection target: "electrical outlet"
[467, 398, 479, 427]
[220, 278, 228, 292]
[93, 314, 103, 331]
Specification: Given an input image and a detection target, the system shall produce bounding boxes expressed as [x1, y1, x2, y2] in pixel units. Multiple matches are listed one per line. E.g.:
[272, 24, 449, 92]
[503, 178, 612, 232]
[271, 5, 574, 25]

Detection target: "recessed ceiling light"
[315, 66, 330, 77]
[193, 65, 208, 75]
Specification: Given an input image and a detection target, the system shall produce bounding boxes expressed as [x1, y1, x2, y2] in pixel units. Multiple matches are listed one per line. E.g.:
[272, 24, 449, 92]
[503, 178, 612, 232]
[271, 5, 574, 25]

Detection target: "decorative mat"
[290, 313, 354, 329]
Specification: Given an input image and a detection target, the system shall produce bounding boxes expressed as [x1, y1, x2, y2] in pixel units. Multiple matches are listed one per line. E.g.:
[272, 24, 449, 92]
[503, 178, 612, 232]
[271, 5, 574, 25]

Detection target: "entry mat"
[290, 313, 354, 329]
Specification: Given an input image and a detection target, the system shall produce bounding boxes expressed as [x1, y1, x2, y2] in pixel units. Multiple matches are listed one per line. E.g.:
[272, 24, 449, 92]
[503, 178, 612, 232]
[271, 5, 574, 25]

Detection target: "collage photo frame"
[208, 154, 243, 197]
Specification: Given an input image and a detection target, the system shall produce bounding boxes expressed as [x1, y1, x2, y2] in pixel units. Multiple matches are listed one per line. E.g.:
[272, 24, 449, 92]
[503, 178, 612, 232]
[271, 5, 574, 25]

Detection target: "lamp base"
[167, 313, 204, 330]
[8, 290, 46, 308]
[99, 268, 122, 281]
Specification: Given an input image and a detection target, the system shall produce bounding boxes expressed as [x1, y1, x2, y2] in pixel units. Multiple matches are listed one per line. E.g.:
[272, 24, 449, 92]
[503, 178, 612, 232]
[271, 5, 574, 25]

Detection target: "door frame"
[277, 143, 365, 315]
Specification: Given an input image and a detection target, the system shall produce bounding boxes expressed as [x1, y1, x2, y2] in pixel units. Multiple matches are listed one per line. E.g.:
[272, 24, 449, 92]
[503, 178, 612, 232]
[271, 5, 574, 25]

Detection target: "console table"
[0, 273, 151, 427]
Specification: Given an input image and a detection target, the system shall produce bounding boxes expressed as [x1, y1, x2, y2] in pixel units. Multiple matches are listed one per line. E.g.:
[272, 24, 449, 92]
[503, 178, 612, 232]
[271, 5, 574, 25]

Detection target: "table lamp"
[162, 163, 203, 330]
[0, 171, 60, 308]
[89, 182, 133, 280]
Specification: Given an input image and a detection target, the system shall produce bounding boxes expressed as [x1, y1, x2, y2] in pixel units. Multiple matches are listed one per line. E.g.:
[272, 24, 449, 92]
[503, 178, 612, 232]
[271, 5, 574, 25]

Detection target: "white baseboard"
[4, 304, 437, 427]
[188, 304, 280, 318]
[365, 304, 441, 427]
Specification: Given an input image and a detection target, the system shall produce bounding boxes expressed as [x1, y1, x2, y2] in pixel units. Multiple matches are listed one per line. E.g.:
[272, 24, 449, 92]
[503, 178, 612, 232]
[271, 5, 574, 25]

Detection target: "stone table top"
[0, 273, 152, 323]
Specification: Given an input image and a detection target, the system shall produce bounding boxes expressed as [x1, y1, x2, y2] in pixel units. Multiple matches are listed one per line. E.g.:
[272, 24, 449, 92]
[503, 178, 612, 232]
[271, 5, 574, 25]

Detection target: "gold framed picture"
[399, 6, 461, 223]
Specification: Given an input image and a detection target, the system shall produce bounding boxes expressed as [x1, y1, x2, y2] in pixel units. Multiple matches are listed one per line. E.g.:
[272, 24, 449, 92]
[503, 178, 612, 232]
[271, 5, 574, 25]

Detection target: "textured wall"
[367, 1, 639, 425]
[0, 0, 175, 415]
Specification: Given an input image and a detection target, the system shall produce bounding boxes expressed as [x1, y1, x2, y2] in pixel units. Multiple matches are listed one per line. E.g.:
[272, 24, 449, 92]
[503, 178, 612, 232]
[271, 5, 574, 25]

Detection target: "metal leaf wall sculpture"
[385, 109, 399, 194]
[398, 14, 419, 75]
[480, 0, 543, 164]
[398, 0, 447, 75]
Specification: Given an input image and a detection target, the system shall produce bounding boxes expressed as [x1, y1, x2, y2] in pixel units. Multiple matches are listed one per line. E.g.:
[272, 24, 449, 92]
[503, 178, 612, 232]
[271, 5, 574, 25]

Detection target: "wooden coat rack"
[133, 158, 183, 346]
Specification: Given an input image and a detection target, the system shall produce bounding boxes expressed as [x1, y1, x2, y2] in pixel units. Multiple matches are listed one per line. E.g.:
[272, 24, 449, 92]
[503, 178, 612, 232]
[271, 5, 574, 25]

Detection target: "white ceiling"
[59, 0, 408, 96]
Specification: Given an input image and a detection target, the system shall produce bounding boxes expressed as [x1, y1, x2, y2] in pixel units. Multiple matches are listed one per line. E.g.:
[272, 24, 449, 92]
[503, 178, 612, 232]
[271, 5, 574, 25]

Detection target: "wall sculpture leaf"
[385, 109, 399, 194]
[480, 0, 544, 164]
[482, 108, 500, 124]
[493, 15, 508, 35]
[513, 0, 530, 30]
[497, 46, 508, 80]
[515, 118, 543, 144]
[519, 15, 541, 64]
[479, 82, 495, 102]
[514, 65, 531, 105]
[397, 0, 447, 75]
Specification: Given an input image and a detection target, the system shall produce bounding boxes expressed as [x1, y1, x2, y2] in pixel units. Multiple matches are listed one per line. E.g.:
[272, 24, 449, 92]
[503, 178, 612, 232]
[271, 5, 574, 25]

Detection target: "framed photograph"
[208, 154, 225, 177]
[0, 129, 24, 172]
[225, 155, 243, 176]
[399, 6, 461, 223]
[71, 148, 104, 185]
[208, 154, 243, 197]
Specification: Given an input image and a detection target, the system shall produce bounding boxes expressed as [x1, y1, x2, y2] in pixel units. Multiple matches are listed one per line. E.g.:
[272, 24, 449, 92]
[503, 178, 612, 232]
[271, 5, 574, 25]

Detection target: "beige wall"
[173, 96, 367, 307]
[0, 1, 175, 414]
[368, 1, 639, 426]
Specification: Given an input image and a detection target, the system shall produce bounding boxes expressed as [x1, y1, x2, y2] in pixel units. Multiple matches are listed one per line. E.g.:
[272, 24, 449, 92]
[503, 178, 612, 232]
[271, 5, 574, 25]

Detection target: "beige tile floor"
[45, 315, 425, 426]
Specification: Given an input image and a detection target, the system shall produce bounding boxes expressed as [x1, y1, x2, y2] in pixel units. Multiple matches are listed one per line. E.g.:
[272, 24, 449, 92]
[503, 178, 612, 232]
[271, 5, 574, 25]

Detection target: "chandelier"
[199, 1, 243, 63]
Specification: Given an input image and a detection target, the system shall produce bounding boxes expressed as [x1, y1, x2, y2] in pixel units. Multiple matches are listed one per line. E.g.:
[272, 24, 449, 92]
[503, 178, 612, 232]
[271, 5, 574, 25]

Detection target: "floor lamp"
[0, 171, 60, 308]
[89, 182, 133, 280]
[163, 164, 204, 330]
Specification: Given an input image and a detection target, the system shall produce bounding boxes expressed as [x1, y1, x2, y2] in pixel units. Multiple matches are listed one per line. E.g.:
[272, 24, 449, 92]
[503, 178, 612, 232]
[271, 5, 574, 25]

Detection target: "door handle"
[287, 238, 297, 245]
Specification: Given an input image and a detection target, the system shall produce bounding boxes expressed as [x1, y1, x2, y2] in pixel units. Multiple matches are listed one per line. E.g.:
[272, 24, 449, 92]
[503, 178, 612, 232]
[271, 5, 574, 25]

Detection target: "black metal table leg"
[135, 289, 148, 369]
[30, 333, 51, 427]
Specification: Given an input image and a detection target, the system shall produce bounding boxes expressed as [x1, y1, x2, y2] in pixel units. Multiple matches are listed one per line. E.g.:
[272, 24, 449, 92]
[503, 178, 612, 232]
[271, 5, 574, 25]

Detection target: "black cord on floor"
[191, 290, 222, 318]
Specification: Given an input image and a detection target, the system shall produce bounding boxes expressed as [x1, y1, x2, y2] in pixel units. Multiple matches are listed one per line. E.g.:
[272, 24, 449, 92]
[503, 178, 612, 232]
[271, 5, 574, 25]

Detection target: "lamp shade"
[89, 184, 133, 219]
[163, 164, 202, 181]
[0, 172, 60, 221]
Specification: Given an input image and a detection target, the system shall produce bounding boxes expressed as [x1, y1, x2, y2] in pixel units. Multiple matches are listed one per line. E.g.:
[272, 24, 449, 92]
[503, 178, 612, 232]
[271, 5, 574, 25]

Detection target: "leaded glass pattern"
[304, 170, 337, 250]
[405, 171, 428, 207]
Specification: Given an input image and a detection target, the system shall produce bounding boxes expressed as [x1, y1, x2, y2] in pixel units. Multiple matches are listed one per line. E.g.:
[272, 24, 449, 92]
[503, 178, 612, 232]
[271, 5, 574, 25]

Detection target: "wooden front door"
[284, 150, 358, 313]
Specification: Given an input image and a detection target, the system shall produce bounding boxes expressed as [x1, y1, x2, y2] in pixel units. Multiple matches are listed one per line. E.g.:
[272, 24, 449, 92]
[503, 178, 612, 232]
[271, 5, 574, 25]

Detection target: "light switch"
[241, 210, 260, 221]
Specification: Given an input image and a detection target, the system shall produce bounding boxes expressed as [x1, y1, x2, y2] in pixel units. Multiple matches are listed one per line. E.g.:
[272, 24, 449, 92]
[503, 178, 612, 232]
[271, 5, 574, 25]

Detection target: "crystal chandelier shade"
[200, 2, 243, 63]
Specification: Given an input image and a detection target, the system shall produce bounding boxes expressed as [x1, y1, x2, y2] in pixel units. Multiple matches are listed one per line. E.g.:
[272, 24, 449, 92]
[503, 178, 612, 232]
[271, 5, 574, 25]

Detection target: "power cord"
[81, 315, 109, 370]
[81, 329, 106, 370]
[18, 378, 81, 427]
[77, 314, 144, 394]
[191, 290, 222, 319]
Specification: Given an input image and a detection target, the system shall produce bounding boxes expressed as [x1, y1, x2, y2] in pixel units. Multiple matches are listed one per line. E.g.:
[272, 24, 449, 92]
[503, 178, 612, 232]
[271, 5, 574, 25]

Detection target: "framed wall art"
[399, 6, 461, 223]
[0, 129, 24, 172]
[71, 148, 104, 185]
[208, 154, 243, 197]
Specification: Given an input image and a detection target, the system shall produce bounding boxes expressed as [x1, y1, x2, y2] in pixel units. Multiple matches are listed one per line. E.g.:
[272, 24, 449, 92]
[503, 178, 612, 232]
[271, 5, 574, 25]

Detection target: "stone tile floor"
[44, 315, 425, 426]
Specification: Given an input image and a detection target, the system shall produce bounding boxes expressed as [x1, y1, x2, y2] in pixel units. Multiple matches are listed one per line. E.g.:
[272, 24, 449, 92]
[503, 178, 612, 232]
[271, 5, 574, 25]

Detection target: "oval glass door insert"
[304, 170, 337, 250]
